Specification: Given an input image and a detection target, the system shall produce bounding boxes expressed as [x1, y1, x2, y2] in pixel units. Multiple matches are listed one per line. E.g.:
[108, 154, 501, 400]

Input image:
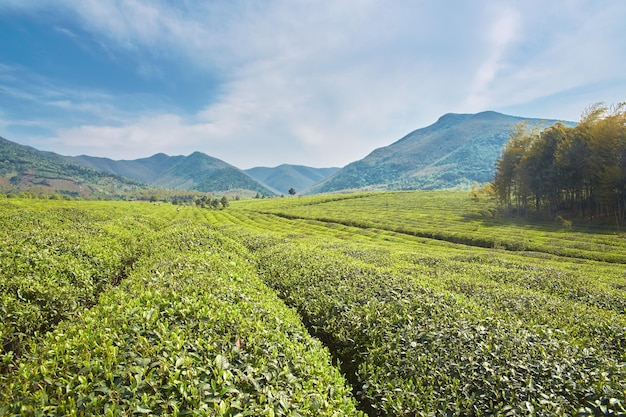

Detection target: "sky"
[0, 1, 625, 169]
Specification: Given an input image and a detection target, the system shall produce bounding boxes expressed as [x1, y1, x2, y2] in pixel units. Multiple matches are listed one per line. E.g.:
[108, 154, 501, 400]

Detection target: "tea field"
[1, 191, 625, 416]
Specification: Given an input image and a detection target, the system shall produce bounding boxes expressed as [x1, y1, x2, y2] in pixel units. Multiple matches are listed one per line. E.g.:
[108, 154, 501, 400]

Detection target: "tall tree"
[494, 102, 626, 223]
[493, 122, 535, 211]
[517, 123, 567, 212]
[587, 103, 626, 219]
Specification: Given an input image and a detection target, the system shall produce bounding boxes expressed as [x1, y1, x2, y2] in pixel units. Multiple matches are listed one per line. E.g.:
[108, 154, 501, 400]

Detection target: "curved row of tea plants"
[216, 203, 626, 361]
[0, 200, 156, 368]
[240, 191, 626, 263]
[4, 195, 625, 416]
[1, 221, 361, 416]
[232, 231, 625, 416]
[207, 194, 626, 414]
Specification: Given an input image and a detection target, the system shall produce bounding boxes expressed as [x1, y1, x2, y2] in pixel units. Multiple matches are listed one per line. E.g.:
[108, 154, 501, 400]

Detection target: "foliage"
[0, 200, 153, 365]
[240, 191, 626, 263]
[236, 236, 625, 416]
[223, 190, 626, 414]
[493, 103, 626, 222]
[194, 195, 229, 209]
[0, 203, 360, 416]
[2, 191, 626, 415]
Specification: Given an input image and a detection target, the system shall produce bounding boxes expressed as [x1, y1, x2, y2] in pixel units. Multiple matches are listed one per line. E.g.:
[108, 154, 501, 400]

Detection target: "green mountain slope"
[152, 151, 275, 195]
[245, 164, 339, 195]
[71, 151, 276, 196]
[0, 136, 148, 197]
[310, 111, 571, 193]
[70, 153, 185, 183]
[2, 110, 573, 197]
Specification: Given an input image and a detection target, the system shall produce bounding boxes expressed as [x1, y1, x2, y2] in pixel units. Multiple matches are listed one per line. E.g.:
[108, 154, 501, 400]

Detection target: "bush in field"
[0, 202, 150, 366]
[245, 236, 626, 416]
[4, 193, 626, 416]
[1, 222, 361, 416]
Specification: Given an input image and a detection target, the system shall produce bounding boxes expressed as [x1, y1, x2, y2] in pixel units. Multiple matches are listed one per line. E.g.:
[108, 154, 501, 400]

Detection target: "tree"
[493, 122, 535, 211]
[555, 127, 593, 215]
[220, 196, 229, 208]
[586, 103, 626, 220]
[517, 123, 567, 213]
[494, 102, 626, 223]
[288, 187, 296, 196]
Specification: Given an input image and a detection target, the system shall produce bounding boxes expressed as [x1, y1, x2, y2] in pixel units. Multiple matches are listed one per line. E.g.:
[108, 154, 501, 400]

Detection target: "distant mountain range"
[0, 136, 146, 198]
[310, 111, 571, 193]
[0, 136, 335, 197]
[244, 165, 340, 195]
[69, 152, 276, 197]
[1, 111, 572, 197]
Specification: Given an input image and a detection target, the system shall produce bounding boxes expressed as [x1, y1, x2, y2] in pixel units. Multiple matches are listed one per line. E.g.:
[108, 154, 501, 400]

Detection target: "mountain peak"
[471, 110, 513, 121]
[310, 111, 562, 193]
[433, 113, 474, 129]
[435, 111, 509, 124]
[188, 151, 208, 158]
[474, 110, 502, 117]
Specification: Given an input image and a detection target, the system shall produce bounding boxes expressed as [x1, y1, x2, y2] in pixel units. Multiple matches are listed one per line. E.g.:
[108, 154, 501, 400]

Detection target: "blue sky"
[1, 1, 625, 168]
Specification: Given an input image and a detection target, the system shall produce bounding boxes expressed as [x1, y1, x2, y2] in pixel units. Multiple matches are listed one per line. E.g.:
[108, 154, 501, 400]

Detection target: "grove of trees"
[493, 103, 626, 223]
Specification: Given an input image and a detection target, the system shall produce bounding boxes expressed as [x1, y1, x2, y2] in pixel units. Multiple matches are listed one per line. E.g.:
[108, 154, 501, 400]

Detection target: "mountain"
[244, 164, 340, 195]
[0, 136, 148, 197]
[2, 110, 574, 198]
[70, 152, 276, 196]
[70, 153, 185, 184]
[149, 152, 275, 195]
[310, 111, 572, 193]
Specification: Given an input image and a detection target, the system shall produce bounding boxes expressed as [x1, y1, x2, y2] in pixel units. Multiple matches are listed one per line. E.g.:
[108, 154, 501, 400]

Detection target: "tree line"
[493, 103, 626, 223]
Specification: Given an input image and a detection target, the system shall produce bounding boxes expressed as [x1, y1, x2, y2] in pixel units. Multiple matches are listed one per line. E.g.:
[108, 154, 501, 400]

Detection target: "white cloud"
[464, 1, 626, 115]
[53, 26, 78, 39]
[49, 114, 219, 158]
[168, 1, 490, 166]
[46, 99, 125, 121]
[465, 5, 522, 109]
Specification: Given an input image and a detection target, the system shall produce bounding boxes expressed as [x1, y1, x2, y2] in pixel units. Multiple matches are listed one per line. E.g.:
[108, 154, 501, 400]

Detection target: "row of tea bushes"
[244, 191, 626, 263]
[245, 234, 625, 416]
[0, 201, 153, 367]
[1, 222, 361, 416]
[217, 210, 626, 363]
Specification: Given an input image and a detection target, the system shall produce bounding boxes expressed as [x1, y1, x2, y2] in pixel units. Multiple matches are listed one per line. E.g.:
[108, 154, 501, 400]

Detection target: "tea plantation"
[1, 191, 624, 416]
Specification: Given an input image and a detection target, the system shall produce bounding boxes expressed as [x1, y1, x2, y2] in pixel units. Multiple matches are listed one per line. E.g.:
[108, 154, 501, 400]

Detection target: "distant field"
[237, 191, 626, 263]
[1, 191, 625, 415]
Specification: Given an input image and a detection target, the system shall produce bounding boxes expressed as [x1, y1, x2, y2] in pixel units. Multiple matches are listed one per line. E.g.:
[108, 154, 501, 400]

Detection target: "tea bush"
[1, 222, 361, 416]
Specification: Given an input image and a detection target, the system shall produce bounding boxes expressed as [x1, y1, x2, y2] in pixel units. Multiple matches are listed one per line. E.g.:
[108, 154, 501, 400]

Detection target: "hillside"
[0, 136, 148, 197]
[150, 152, 275, 195]
[310, 111, 571, 193]
[244, 164, 339, 195]
[70, 152, 276, 196]
[2, 110, 575, 197]
[69, 153, 185, 184]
